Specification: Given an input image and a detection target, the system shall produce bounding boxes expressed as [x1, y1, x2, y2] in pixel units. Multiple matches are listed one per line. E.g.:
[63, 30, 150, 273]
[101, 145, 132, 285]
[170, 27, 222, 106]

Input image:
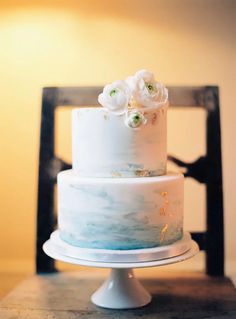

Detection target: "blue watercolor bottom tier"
[59, 226, 183, 250]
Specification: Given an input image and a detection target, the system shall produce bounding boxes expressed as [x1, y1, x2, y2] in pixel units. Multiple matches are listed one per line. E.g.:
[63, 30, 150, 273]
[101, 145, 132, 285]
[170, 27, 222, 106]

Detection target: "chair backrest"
[36, 86, 224, 276]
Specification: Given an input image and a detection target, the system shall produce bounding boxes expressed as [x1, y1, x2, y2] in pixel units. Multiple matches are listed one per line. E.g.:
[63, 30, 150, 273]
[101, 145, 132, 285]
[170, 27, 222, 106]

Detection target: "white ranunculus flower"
[125, 109, 147, 129]
[126, 69, 168, 108]
[98, 80, 131, 115]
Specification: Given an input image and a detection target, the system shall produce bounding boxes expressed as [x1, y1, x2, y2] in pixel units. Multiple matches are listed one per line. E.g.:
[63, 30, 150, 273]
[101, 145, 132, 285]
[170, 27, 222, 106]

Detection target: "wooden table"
[0, 269, 236, 318]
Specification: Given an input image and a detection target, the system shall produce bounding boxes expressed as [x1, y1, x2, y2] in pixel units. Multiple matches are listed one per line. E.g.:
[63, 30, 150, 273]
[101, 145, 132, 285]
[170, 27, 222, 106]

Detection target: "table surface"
[0, 269, 236, 319]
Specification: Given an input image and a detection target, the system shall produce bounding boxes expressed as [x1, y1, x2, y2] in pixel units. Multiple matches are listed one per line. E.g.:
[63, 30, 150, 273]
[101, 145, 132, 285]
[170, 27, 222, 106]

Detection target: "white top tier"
[72, 105, 167, 178]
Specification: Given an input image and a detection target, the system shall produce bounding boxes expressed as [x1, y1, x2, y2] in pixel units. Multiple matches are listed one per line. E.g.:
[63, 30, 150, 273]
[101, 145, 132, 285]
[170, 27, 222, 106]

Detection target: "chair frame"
[36, 86, 224, 276]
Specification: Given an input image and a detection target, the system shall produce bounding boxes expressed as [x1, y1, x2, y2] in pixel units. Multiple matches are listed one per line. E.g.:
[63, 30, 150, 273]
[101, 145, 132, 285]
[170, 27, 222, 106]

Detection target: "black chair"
[36, 86, 224, 276]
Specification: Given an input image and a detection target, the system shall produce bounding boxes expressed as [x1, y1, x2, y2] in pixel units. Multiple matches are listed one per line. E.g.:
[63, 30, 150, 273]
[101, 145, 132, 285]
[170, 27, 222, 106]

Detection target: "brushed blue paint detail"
[60, 226, 183, 250]
[60, 177, 182, 250]
[68, 184, 156, 212]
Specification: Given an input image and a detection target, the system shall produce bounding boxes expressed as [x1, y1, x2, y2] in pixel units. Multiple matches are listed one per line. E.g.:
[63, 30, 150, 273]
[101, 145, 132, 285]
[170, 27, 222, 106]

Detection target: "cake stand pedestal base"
[91, 268, 151, 309]
[43, 231, 199, 309]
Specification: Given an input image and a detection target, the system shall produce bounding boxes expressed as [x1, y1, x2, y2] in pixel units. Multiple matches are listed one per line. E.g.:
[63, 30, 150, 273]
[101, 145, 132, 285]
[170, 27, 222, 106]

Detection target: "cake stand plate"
[49, 230, 192, 263]
[43, 233, 199, 309]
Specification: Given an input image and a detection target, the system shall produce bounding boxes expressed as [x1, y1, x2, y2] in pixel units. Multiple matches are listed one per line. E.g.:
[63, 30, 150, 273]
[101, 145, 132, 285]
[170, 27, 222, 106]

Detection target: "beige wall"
[0, 0, 235, 274]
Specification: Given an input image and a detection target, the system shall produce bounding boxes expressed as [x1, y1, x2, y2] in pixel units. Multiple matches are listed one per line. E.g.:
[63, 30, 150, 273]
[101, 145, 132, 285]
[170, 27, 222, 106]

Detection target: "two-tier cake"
[57, 70, 184, 250]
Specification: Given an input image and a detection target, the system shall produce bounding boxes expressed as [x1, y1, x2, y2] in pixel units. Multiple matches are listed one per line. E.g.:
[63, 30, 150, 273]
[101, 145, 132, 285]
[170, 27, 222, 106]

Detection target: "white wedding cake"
[58, 70, 184, 250]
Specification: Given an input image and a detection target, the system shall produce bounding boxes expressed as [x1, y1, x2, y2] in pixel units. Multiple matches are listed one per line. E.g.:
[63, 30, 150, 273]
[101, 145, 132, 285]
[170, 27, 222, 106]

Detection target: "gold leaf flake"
[161, 191, 168, 197]
[135, 169, 150, 177]
[111, 171, 122, 177]
[151, 112, 157, 125]
[160, 207, 166, 216]
[160, 224, 168, 243]
[159, 191, 169, 216]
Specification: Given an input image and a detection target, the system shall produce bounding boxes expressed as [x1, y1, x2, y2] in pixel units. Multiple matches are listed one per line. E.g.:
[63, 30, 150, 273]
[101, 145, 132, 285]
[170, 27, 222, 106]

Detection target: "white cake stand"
[43, 231, 199, 309]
